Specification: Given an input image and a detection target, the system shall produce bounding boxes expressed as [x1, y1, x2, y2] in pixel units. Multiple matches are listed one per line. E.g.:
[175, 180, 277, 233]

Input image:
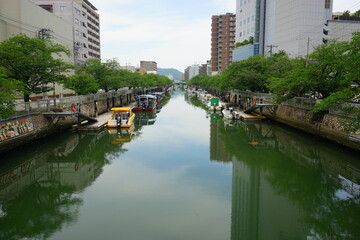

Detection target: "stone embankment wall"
[259, 105, 359, 151]
[204, 88, 360, 151]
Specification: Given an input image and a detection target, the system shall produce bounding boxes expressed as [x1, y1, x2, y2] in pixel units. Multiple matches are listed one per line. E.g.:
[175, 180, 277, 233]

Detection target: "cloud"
[91, 0, 236, 70]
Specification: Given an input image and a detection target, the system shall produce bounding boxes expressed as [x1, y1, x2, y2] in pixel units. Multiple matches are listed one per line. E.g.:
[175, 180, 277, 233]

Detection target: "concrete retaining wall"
[259, 105, 359, 151]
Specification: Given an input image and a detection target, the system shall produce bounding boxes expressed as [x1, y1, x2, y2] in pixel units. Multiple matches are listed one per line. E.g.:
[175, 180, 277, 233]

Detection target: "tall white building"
[30, 0, 101, 65]
[233, 0, 333, 61]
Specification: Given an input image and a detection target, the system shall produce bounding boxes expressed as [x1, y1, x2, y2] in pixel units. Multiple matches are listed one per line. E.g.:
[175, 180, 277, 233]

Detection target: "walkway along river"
[0, 89, 359, 240]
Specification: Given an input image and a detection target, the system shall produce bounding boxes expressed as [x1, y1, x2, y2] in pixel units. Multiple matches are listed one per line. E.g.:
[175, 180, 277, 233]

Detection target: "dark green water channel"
[0, 90, 359, 240]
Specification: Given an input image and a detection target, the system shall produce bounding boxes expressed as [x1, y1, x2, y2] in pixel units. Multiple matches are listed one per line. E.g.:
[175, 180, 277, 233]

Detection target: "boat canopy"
[136, 95, 157, 99]
[110, 107, 132, 112]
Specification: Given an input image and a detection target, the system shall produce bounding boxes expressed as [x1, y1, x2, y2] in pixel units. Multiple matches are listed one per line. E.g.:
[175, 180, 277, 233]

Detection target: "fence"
[2, 87, 156, 121]
[230, 90, 359, 117]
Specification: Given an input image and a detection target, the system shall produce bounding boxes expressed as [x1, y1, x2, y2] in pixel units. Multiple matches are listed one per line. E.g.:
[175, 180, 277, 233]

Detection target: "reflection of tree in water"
[0, 129, 133, 240]
[0, 182, 82, 240]
[266, 154, 360, 240]
[216, 119, 360, 239]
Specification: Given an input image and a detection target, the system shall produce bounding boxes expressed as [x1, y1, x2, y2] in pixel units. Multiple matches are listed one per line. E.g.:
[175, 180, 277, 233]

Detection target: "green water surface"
[0, 90, 359, 240]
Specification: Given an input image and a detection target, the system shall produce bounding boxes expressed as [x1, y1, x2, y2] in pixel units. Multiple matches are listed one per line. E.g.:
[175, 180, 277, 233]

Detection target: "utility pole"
[306, 37, 311, 56]
[267, 44, 278, 55]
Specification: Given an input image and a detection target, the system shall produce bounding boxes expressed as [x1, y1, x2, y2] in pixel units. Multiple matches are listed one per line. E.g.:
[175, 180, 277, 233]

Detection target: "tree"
[0, 67, 23, 119]
[62, 74, 99, 95]
[343, 10, 351, 16]
[0, 34, 71, 102]
[268, 40, 350, 101]
[78, 59, 115, 92]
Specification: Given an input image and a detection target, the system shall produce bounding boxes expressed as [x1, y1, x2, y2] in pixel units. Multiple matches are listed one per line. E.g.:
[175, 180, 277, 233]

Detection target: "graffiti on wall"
[0, 117, 34, 142]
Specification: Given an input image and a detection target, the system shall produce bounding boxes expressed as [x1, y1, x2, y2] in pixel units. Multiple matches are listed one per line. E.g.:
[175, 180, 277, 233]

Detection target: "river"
[0, 89, 359, 240]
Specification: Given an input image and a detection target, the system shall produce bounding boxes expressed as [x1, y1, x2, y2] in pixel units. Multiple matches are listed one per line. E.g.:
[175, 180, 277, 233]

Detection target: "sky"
[90, 0, 360, 72]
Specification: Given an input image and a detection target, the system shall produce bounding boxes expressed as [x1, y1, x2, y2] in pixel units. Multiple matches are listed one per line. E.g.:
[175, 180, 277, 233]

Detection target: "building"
[211, 13, 236, 73]
[140, 61, 157, 73]
[0, 0, 74, 96]
[184, 64, 200, 80]
[30, 0, 101, 65]
[323, 15, 360, 43]
[199, 61, 212, 76]
[233, 0, 333, 62]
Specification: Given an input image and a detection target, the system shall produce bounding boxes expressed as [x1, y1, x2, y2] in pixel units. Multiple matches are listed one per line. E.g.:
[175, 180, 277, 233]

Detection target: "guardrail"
[230, 90, 359, 116]
[2, 87, 157, 121]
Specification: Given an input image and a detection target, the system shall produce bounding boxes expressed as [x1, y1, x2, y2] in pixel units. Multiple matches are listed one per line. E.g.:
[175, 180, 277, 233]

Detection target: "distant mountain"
[157, 68, 183, 81]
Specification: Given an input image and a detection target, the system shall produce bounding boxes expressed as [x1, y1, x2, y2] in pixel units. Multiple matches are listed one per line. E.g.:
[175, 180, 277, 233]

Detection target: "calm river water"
[0, 89, 359, 240]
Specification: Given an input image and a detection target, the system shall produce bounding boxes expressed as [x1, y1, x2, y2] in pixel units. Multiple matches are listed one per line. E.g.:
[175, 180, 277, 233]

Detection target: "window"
[75, 30, 79, 36]
[75, 8, 81, 15]
[325, 0, 330, 9]
[60, 6, 66, 11]
[75, 18, 79, 26]
[247, 17, 250, 23]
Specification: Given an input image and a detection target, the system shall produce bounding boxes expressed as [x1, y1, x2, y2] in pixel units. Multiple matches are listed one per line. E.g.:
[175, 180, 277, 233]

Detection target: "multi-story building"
[211, 13, 236, 73]
[199, 61, 211, 76]
[140, 61, 157, 73]
[233, 0, 333, 62]
[30, 0, 101, 65]
[323, 15, 360, 43]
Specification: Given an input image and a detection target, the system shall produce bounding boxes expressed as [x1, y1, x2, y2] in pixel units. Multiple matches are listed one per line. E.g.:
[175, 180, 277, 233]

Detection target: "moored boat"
[133, 95, 157, 111]
[107, 107, 135, 128]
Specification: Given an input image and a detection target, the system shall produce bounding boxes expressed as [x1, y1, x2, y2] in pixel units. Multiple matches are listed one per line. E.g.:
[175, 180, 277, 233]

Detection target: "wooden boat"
[107, 107, 135, 128]
[133, 95, 157, 111]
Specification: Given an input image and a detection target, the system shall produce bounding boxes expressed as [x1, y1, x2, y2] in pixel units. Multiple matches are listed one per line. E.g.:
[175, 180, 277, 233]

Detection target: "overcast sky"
[90, 0, 360, 71]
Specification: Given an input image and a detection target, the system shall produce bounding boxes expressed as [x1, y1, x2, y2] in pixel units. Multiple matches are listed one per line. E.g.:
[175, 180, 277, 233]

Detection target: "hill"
[157, 68, 183, 81]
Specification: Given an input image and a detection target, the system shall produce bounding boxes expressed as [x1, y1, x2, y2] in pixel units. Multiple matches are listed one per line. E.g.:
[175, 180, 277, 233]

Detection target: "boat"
[107, 107, 135, 128]
[222, 108, 241, 120]
[149, 92, 165, 104]
[133, 95, 157, 111]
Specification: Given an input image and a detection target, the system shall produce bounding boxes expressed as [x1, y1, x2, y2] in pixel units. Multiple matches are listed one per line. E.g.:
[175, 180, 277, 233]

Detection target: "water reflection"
[0, 130, 128, 240]
[209, 118, 360, 240]
[0, 91, 359, 240]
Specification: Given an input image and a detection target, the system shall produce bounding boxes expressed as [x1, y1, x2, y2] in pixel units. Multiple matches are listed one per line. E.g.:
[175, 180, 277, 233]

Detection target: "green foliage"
[343, 10, 351, 16]
[0, 34, 71, 102]
[352, 10, 360, 17]
[0, 67, 23, 119]
[62, 74, 99, 95]
[235, 36, 254, 48]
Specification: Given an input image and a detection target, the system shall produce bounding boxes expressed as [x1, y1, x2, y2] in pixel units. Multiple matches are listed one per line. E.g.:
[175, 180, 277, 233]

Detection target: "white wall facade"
[235, 0, 257, 43]
[264, 0, 333, 57]
[189, 65, 200, 80]
[235, 0, 333, 58]
[324, 20, 360, 42]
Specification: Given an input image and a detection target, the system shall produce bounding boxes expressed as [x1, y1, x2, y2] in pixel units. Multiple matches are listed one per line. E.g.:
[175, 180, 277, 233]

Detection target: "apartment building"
[140, 61, 157, 73]
[211, 13, 236, 73]
[30, 0, 101, 65]
[233, 0, 333, 62]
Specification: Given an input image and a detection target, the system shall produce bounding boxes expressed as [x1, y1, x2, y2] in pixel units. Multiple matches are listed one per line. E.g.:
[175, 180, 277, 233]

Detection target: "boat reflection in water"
[0, 130, 126, 240]
[108, 124, 135, 144]
[134, 111, 157, 126]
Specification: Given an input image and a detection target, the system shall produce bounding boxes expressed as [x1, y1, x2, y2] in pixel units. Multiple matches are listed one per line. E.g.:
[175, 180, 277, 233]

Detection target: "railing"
[2, 87, 157, 121]
[229, 90, 359, 116]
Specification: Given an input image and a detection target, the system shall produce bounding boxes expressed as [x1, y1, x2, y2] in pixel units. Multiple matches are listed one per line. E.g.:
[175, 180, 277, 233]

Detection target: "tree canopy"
[0, 34, 72, 102]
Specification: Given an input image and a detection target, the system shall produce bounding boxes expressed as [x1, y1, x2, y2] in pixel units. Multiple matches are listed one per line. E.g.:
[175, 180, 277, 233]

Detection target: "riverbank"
[190, 87, 360, 151]
[0, 86, 171, 154]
